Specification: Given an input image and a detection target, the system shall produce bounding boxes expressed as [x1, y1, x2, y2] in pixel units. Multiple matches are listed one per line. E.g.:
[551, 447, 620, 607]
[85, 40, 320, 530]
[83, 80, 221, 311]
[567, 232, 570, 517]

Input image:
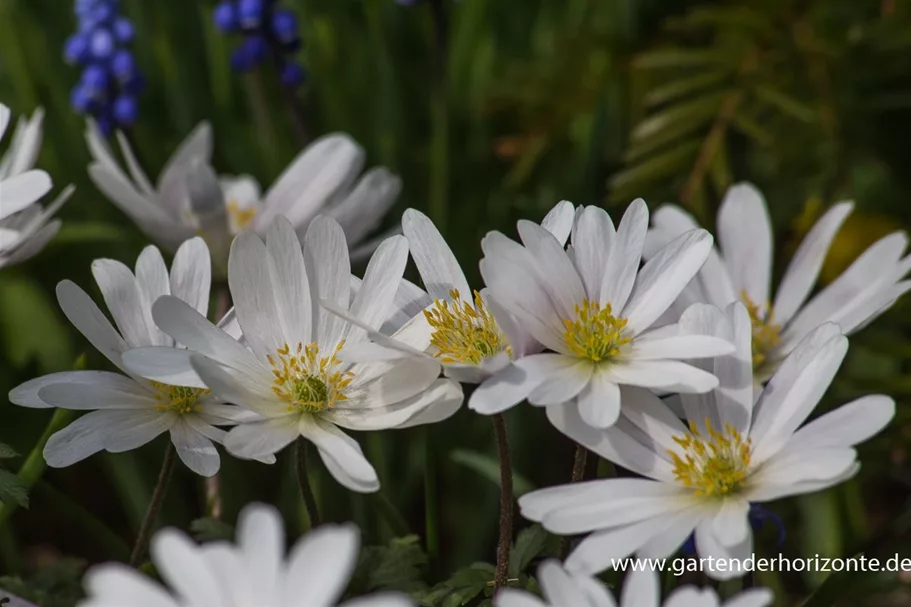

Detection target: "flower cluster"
[213, 0, 306, 88]
[65, 0, 143, 136]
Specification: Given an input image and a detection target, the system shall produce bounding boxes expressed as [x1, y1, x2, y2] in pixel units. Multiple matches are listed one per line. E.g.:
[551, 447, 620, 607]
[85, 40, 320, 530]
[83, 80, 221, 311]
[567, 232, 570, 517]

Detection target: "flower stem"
[560, 444, 589, 558]
[422, 429, 440, 563]
[295, 438, 321, 528]
[129, 441, 177, 567]
[204, 282, 231, 521]
[492, 413, 513, 591]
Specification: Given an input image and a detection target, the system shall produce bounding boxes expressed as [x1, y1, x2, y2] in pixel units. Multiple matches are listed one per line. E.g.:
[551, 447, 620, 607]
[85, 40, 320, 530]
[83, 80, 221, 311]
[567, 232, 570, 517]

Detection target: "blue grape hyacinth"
[65, 0, 142, 136]
[213, 0, 306, 89]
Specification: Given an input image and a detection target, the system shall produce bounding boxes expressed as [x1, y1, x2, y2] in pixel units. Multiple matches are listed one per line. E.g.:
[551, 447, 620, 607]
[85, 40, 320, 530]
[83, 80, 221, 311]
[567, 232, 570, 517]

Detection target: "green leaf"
[449, 449, 536, 497]
[51, 222, 126, 246]
[0, 443, 19, 460]
[509, 525, 548, 578]
[633, 49, 731, 69]
[0, 558, 85, 607]
[351, 535, 428, 596]
[609, 140, 701, 193]
[645, 70, 729, 106]
[0, 471, 28, 509]
[753, 85, 817, 123]
[631, 91, 727, 142]
[417, 563, 496, 607]
[0, 277, 73, 371]
[189, 517, 235, 542]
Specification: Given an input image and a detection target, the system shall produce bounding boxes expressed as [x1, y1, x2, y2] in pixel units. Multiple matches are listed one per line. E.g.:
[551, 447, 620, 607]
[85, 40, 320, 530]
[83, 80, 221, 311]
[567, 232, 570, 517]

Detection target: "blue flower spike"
[213, 0, 307, 89]
[66, 0, 142, 134]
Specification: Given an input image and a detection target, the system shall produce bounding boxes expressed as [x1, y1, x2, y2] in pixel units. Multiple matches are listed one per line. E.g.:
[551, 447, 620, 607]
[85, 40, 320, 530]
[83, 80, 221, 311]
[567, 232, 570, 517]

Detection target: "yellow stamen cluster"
[669, 419, 752, 497]
[152, 382, 210, 414]
[424, 289, 511, 364]
[741, 291, 782, 372]
[227, 199, 258, 232]
[268, 342, 354, 413]
[563, 299, 631, 362]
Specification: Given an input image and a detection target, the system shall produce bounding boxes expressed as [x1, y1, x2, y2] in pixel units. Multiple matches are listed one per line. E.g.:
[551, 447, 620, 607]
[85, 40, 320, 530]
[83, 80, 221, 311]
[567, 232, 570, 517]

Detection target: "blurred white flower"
[0, 103, 72, 269]
[519, 306, 894, 580]
[124, 216, 462, 493]
[78, 503, 413, 607]
[85, 121, 400, 273]
[467, 200, 733, 429]
[336, 202, 575, 385]
[645, 182, 911, 381]
[495, 561, 773, 607]
[8, 238, 251, 476]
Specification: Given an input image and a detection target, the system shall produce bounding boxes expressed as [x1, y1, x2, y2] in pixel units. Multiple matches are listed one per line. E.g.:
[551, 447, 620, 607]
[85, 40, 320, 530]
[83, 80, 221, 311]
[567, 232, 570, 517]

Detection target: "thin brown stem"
[295, 438, 321, 528]
[492, 413, 513, 591]
[129, 442, 176, 566]
[560, 445, 589, 558]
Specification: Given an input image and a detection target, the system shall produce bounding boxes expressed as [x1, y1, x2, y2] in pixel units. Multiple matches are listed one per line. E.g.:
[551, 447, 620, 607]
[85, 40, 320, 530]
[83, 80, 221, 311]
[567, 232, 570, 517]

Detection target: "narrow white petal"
[302, 417, 379, 493]
[717, 183, 773, 305]
[329, 376, 460, 431]
[304, 216, 350, 348]
[10, 371, 128, 409]
[540, 200, 576, 246]
[84, 563, 177, 607]
[630, 334, 733, 361]
[469, 354, 566, 415]
[605, 360, 718, 393]
[122, 346, 208, 388]
[228, 230, 287, 358]
[170, 419, 220, 476]
[712, 498, 750, 547]
[237, 504, 284, 596]
[402, 208, 470, 302]
[151, 529, 227, 606]
[170, 237, 212, 317]
[347, 234, 410, 339]
[0, 171, 51, 218]
[695, 516, 753, 581]
[722, 589, 774, 607]
[92, 258, 155, 347]
[537, 561, 594, 606]
[224, 416, 299, 460]
[135, 245, 172, 346]
[282, 524, 358, 606]
[571, 206, 614, 300]
[265, 216, 313, 346]
[324, 167, 401, 247]
[620, 569, 659, 607]
[528, 361, 593, 406]
[516, 219, 586, 320]
[38, 380, 157, 410]
[602, 198, 648, 311]
[56, 280, 129, 370]
[783, 394, 895, 451]
[772, 202, 853, 324]
[577, 370, 621, 429]
[190, 354, 275, 417]
[750, 448, 856, 488]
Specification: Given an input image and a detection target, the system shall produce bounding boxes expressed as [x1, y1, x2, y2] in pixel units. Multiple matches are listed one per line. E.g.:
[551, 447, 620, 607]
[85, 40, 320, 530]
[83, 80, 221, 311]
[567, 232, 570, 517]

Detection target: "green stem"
[0, 408, 75, 531]
[295, 438, 321, 528]
[373, 491, 411, 538]
[422, 428, 440, 563]
[129, 441, 177, 567]
[492, 413, 513, 591]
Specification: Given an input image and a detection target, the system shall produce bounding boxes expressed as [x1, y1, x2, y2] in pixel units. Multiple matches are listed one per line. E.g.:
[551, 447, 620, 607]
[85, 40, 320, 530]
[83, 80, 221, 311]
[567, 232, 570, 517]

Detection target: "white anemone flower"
[0, 103, 72, 269]
[519, 304, 894, 580]
[467, 200, 734, 429]
[8, 238, 249, 476]
[78, 503, 413, 607]
[124, 216, 462, 493]
[496, 561, 772, 607]
[85, 121, 401, 272]
[645, 182, 911, 381]
[336, 202, 575, 385]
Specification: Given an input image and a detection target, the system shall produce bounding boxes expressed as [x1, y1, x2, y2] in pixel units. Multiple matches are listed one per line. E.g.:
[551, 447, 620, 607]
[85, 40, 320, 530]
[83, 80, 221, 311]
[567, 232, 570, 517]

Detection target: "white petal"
[623, 229, 713, 335]
[783, 394, 895, 451]
[577, 370, 621, 429]
[494, 590, 547, 607]
[619, 569, 659, 607]
[722, 589, 774, 607]
[135, 245, 172, 346]
[540, 200, 576, 246]
[0, 170, 52, 218]
[664, 587, 720, 607]
[266, 216, 313, 346]
[717, 183, 773, 306]
[283, 523, 358, 607]
[602, 198, 648, 311]
[57, 280, 129, 368]
[528, 361, 593, 406]
[151, 529, 226, 606]
[695, 516, 752, 581]
[630, 334, 734, 360]
[605, 360, 718, 393]
[237, 504, 284, 597]
[750, 448, 856, 488]
[347, 234, 410, 339]
[10, 370, 131, 409]
[516, 219, 586, 320]
[224, 416, 299, 460]
[228, 229, 287, 357]
[304, 216, 351, 348]
[713, 303, 755, 433]
[749, 332, 848, 465]
[469, 354, 566, 415]
[84, 563, 177, 607]
[302, 417, 379, 493]
[772, 202, 853, 324]
[391, 379, 463, 429]
[45, 410, 171, 466]
[170, 237, 212, 317]
[37, 379, 157, 410]
[326, 167, 401, 248]
[92, 258, 154, 347]
[341, 595, 415, 607]
[122, 346, 208, 389]
[712, 498, 750, 547]
[170, 419, 220, 476]
[402, 208, 470, 302]
[115, 131, 155, 195]
[571, 206, 614, 301]
[536, 561, 597, 607]
[328, 377, 461, 431]
[615, 387, 690, 455]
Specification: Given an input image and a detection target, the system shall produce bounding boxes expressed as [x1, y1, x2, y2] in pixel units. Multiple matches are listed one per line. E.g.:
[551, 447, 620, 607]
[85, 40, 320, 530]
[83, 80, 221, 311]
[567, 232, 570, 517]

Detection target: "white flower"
[646, 182, 911, 380]
[518, 304, 894, 580]
[125, 216, 462, 492]
[496, 561, 773, 607]
[468, 200, 734, 429]
[0, 103, 72, 269]
[85, 121, 401, 272]
[337, 202, 575, 385]
[7, 238, 249, 476]
[78, 503, 413, 607]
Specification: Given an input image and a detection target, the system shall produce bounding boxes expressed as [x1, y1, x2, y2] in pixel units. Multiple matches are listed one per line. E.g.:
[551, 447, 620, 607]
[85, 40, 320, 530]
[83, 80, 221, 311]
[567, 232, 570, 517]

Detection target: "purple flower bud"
[213, 1, 239, 32]
[64, 33, 91, 64]
[82, 64, 110, 95]
[237, 0, 265, 29]
[70, 84, 94, 113]
[280, 62, 306, 88]
[112, 17, 134, 43]
[270, 9, 298, 44]
[113, 94, 139, 125]
[111, 49, 136, 80]
[90, 28, 116, 59]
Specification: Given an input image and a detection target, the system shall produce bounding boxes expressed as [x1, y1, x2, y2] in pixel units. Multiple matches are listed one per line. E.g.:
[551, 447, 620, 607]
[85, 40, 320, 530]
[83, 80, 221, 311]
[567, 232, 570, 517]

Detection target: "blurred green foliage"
[2, 0, 911, 605]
